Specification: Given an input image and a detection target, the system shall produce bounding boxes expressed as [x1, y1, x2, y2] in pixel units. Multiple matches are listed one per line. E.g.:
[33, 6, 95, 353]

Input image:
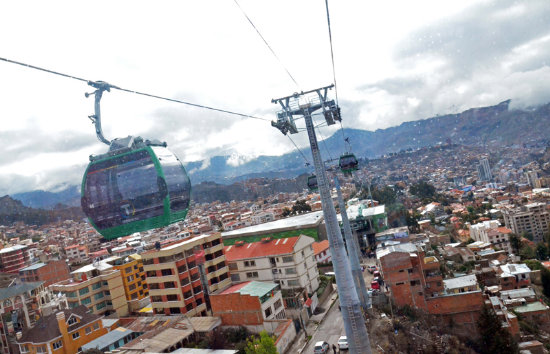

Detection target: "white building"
[224, 235, 320, 294]
[470, 220, 513, 253]
[503, 202, 550, 243]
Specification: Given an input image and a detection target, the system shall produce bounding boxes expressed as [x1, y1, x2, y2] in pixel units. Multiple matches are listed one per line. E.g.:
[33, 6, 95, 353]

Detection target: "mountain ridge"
[10, 99, 550, 209]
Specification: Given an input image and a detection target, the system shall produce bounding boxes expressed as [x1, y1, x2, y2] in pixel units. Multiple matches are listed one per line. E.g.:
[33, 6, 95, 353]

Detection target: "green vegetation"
[409, 180, 436, 199]
[223, 227, 318, 245]
[476, 305, 518, 354]
[245, 331, 278, 354]
[316, 274, 333, 297]
[291, 200, 311, 215]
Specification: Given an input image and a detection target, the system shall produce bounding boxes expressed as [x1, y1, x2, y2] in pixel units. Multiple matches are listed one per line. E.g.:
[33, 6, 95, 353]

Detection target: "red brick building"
[19, 260, 71, 287]
[0, 245, 30, 274]
[210, 281, 286, 326]
[378, 243, 484, 335]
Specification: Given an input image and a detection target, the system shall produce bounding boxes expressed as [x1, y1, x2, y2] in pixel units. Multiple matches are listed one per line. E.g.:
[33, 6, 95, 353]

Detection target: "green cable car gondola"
[339, 153, 358, 174]
[307, 174, 318, 191]
[81, 81, 191, 240]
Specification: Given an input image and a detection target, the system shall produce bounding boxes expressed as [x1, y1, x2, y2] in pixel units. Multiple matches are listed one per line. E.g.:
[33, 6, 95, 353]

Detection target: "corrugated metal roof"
[0, 282, 43, 301]
[82, 327, 135, 351]
[20, 263, 46, 271]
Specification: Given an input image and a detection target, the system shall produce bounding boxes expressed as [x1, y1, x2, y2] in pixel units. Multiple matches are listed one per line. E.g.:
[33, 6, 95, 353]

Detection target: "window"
[85, 326, 92, 334]
[129, 284, 136, 291]
[93, 322, 100, 331]
[274, 299, 282, 310]
[125, 266, 132, 273]
[78, 287, 89, 296]
[147, 270, 156, 277]
[127, 275, 134, 282]
[92, 282, 102, 290]
[66, 291, 77, 298]
[246, 272, 259, 278]
[94, 292, 104, 300]
[167, 294, 178, 301]
[231, 274, 241, 282]
[287, 280, 299, 287]
[285, 268, 297, 275]
[396, 282, 405, 286]
[104, 290, 111, 296]
[244, 260, 256, 267]
[282, 256, 293, 263]
[264, 307, 272, 318]
[161, 269, 172, 276]
[81, 297, 91, 305]
[164, 282, 176, 288]
[72, 332, 80, 340]
[53, 340, 63, 349]
[19, 345, 29, 353]
[67, 316, 78, 325]
[228, 263, 238, 270]
[96, 302, 106, 310]
[36, 346, 46, 353]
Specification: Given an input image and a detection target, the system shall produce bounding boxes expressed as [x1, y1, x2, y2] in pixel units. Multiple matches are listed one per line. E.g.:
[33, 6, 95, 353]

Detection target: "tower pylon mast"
[334, 176, 371, 311]
[272, 85, 372, 354]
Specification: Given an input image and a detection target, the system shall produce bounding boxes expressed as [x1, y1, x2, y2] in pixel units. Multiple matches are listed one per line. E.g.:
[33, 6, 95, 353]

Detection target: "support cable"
[0, 56, 270, 122]
[233, 0, 300, 89]
[287, 135, 311, 167]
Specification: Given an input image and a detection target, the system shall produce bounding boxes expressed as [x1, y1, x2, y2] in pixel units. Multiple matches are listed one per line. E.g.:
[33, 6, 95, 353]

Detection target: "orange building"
[16, 306, 109, 354]
[105, 254, 149, 303]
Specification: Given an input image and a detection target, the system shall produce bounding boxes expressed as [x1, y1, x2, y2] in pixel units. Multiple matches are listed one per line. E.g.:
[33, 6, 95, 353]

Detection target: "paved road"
[300, 256, 378, 353]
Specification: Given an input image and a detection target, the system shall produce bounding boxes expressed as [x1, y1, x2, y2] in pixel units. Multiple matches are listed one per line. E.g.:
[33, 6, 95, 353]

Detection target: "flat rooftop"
[221, 211, 324, 239]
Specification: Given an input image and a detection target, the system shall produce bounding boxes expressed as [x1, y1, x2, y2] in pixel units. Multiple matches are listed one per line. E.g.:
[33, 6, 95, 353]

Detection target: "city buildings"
[16, 306, 109, 354]
[0, 245, 30, 274]
[0, 282, 64, 354]
[19, 260, 70, 287]
[312, 240, 331, 264]
[224, 235, 320, 295]
[477, 157, 493, 182]
[210, 281, 286, 326]
[469, 220, 513, 254]
[141, 233, 230, 316]
[50, 261, 128, 317]
[64, 244, 89, 265]
[503, 202, 550, 242]
[103, 254, 149, 310]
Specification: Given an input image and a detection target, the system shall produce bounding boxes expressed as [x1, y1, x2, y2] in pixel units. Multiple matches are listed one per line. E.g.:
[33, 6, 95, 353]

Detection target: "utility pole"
[272, 85, 372, 354]
[334, 176, 370, 310]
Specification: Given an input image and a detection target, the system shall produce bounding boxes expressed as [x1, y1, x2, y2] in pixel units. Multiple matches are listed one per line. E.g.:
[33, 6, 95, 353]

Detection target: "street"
[298, 256, 377, 353]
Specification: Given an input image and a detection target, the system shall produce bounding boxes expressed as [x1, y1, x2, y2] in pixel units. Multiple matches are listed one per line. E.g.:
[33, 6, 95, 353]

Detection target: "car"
[313, 341, 329, 354]
[373, 270, 381, 278]
[338, 336, 349, 350]
[367, 265, 378, 273]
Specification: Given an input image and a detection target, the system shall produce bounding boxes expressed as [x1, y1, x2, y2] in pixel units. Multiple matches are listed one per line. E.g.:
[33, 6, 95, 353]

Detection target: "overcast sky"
[1, 0, 549, 195]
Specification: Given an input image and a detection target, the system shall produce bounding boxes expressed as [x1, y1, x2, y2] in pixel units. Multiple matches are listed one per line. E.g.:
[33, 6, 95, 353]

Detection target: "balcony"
[203, 243, 223, 255]
[147, 274, 178, 284]
[148, 288, 180, 296]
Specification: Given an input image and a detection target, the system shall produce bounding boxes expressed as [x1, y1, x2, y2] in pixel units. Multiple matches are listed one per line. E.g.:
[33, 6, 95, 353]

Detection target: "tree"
[541, 268, 550, 298]
[409, 180, 436, 199]
[509, 233, 521, 254]
[536, 243, 548, 261]
[281, 207, 291, 217]
[291, 200, 311, 215]
[477, 305, 518, 354]
[245, 331, 278, 354]
[520, 245, 536, 260]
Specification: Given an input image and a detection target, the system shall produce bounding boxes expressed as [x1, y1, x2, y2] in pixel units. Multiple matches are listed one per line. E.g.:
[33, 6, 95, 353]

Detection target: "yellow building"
[16, 306, 109, 354]
[105, 254, 149, 309]
[50, 260, 128, 317]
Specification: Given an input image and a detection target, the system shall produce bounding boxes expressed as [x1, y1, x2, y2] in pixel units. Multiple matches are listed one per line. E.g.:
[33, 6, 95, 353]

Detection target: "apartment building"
[16, 306, 108, 354]
[50, 261, 128, 317]
[470, 220, 513, 254]
[142, 233, 230, 316]
[0, 245, 30, 274]
[19, 260, 71, 287]
[377, 243, 484, 335]
[224, 235, 319, 294]
[377, 243, 443, 307]
[503, 202, 550, 242]
[64, 245, 89, 264]
[104, 254, 149, 304]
